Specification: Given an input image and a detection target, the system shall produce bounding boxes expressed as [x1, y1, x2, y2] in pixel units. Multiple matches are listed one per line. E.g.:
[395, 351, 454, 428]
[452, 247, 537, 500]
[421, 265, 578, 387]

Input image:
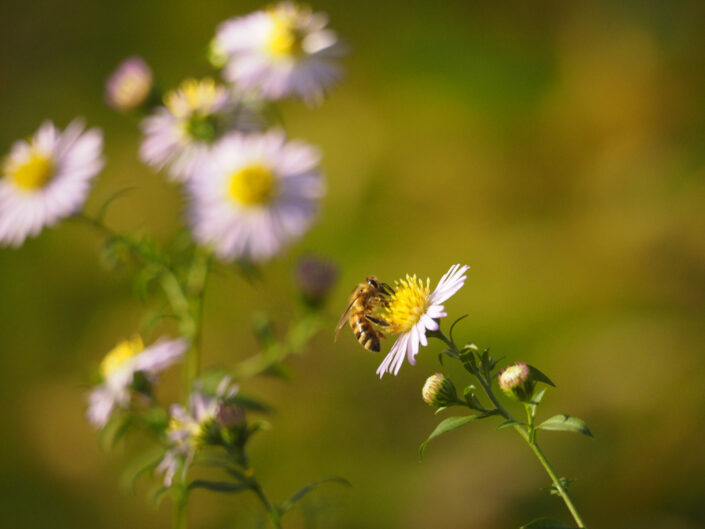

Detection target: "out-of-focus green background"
[2, 1, 705, 527]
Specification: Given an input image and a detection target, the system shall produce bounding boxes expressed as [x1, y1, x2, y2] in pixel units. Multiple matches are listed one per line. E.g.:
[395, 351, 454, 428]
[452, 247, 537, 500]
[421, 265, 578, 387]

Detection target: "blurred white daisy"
[105, 56, 153, 112]
[188, 129, 323, 262]
[377, 264, 470, 378]
[0, 120, 103, 248]
[87, 336, 187, 428]
[140, 78, 259, 182]
[215, 1, 344, 103]
[158, 376, 238, 486]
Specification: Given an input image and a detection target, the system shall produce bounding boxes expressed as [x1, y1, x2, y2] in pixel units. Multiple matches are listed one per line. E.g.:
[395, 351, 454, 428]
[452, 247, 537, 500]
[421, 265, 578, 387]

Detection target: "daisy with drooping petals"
[0, 120, 103, 248]
[87, 336, 188, 428]
[158, 376, 238, 486]
[215, 2, 344, 103]
[187, 129, 323, 262]
[376, 264, 470, 378]
[140, 78, 258, 182]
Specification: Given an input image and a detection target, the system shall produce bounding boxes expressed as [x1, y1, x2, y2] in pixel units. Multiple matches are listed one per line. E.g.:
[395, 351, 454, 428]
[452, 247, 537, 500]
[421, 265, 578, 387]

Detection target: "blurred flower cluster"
[1, 3, 346, 528]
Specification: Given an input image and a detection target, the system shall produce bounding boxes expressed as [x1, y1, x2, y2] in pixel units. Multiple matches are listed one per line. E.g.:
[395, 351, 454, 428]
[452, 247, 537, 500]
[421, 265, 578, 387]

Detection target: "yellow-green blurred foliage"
[2, 1, 705, 528]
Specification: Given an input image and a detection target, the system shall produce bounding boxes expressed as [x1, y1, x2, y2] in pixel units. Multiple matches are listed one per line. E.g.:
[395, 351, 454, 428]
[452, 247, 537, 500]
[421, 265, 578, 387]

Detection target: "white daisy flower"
[376, 264, 470, 378]
[140, 78, 259, 182]
[215, 2, 345, 103]
[158, 376, 238, 486]
[86, 336, 187, 428]
[0, 120, 103, 248]
[188, 129, 323, 262]
[105, 56, 153, 112]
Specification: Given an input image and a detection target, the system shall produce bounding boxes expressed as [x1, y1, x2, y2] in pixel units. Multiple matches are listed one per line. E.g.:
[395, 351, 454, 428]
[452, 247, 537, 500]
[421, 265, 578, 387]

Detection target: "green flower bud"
[422, 373, 458, 408]
[498, 362, 534, 402]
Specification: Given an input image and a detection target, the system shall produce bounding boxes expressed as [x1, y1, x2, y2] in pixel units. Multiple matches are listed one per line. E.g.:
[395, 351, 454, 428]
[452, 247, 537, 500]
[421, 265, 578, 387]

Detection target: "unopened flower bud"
[105, 56, 153, 112]
[422, 373, 458, 408]
[295, 254, 338, 307]
[498, 362, 534, 402]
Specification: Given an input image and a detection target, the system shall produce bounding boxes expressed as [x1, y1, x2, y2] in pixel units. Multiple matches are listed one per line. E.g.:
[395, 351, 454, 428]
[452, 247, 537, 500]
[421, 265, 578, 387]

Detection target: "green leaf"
[520, 517, 575, 529]
[528, 365, 555, 387]
[150, 486, 170, 506]
[496, 419, 523, 431]
[542, 477, 574, 496]
[537, 414, 593, 437]
[279, 477, 350, 514]
[419, 415, 481, 458]
[122, 450, 165, 492]
[95, 187, 136, 222]
[448, 314, 468, 344]
[188, 480, 252, 494]
[531, 387, 547, 406]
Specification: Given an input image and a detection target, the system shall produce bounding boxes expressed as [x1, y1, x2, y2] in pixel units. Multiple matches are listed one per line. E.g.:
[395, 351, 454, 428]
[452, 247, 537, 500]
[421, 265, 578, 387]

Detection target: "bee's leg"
[380, 282, 394, 295]
[366, 315, 389, 326]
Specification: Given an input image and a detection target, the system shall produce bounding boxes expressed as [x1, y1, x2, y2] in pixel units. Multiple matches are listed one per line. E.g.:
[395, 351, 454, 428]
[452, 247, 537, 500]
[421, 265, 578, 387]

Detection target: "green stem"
[431, 329, 586, 528]
[174, 494, 187, 529]
[251, 479, 282, 529]
[528, 440, 586, 527]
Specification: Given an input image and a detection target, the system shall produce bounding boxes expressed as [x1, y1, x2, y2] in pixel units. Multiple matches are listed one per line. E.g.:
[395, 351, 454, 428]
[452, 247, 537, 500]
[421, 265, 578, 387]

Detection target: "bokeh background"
[2, 1, 705, 528]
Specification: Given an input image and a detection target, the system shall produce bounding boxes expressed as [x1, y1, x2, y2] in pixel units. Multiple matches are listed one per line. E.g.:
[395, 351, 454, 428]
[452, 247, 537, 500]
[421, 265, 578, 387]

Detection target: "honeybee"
[335, 276, 394, 352]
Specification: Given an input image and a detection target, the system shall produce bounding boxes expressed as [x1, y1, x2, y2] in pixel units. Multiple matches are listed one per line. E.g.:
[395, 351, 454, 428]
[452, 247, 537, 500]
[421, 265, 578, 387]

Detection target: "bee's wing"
[334, 292, 362, 342]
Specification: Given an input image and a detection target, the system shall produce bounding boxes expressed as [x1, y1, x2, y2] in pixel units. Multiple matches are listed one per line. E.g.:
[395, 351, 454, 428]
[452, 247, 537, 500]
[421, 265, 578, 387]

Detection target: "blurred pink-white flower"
[87, 336, 187, 428]
[158, 376, 238, 486]
[215, 2, 344, 103]
[105, 56, 153, 112]
[377, 264, 470, 378]
[0, 120, 103, 248]
[140, 78, 258, 182]
[187, 129, 323, 262]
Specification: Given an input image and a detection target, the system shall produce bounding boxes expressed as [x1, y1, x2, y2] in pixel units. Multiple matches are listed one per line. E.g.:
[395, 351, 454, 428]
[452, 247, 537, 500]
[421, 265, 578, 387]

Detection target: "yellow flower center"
[228, 165, 277, 206]
[383, 275, 431, 334]
[6, 152, 55, 190]
[100, 336, 144, 379]
[165, 78, 222, 119]
[266, 11, 304, 57]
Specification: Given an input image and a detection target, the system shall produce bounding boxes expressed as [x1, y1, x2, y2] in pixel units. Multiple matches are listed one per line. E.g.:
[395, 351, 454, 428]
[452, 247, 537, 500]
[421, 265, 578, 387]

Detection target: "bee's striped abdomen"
[350, 313, 380, 352]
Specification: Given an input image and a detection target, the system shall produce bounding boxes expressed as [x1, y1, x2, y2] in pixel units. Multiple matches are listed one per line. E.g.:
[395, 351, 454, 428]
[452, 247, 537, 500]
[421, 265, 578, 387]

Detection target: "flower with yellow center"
[0, 120, 104, 248]
[158, 376, 238, 486]
[266, 9, 304, 57]
[5, 151, 55, 190]
[228, 165, 277, 206]
[377, 264, 470, 378]
[140, 77, 261, 183]
[86, 336, 187, 428]
[99, 335, 144, 380]
[164, 78, 228, 119]
[214, 2, 345, 102]
[188, 130, 323, 262]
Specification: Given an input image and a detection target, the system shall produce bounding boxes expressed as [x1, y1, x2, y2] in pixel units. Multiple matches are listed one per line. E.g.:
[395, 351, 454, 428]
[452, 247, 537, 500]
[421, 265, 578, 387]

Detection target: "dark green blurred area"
[2, 1, 705, 527]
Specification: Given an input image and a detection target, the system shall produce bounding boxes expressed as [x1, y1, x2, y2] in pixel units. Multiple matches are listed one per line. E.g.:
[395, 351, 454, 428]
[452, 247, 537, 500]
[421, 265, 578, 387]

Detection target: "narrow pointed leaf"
[150, 486, 170, 506]
[528, 365, 555, 387]
[531, 387, 547, 406]
[279, 477, 350, 514]
[188, 480, 252, 494]
[419, 415, 480, 458]
[449, 314, 468, 343]
[496, 419, 523, 431]
[537, 414, 593, 437]
[520, 517, 575, 528]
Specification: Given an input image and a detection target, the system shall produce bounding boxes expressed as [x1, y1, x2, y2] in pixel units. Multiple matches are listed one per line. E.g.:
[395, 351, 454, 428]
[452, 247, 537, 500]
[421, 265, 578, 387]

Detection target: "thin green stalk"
[431, 329, 586, 528]
[251, 479, 282, 529]
[528, 439, 586, 527]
